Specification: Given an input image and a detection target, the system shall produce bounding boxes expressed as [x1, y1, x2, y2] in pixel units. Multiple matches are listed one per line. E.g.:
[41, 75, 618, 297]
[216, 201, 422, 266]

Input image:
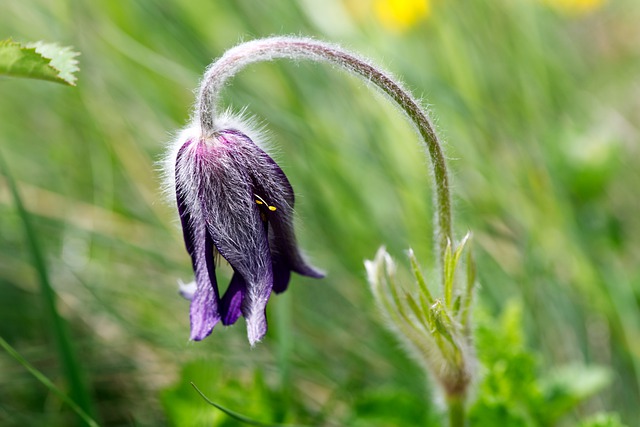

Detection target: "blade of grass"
[275, 290, 293, 406]
[190, 382, 307, 427]
[0, 336, 99, 427]
[0, 150, 97, 426]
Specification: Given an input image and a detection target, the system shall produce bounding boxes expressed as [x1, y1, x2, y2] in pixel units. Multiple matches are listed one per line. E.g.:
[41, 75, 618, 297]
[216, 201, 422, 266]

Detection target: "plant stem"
[446, 394, 466, 427]
[197, 36, 453, 274]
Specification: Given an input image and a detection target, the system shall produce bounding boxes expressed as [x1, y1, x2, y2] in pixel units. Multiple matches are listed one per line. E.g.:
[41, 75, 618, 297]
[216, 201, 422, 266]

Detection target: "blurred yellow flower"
[374, 0, 431, 31]
[544, 0, 606, 15]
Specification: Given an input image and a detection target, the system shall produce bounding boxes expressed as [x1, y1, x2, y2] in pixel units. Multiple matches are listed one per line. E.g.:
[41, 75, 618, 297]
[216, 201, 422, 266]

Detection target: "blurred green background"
[1, 0, 639, 426]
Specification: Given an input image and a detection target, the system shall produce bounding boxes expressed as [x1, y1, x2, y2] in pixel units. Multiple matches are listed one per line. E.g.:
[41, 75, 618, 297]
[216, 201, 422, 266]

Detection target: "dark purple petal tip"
[220, 273, 245, 325]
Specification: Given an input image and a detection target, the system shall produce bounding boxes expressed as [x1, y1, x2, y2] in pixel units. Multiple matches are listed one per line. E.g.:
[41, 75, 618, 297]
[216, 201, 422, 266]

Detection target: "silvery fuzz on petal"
[166, 114, 323, 345]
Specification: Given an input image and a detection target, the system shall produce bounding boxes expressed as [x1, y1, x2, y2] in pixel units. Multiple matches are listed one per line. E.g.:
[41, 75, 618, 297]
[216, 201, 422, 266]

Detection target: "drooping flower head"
[164, 36, 473, 420]
[168, 115, 323, 345]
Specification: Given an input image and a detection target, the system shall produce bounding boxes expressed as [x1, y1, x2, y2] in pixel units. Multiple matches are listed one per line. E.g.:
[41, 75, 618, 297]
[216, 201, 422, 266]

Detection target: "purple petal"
[193, 137, 275, 341]
[236, 135, 324, 283]
[189, 282, 219, 341]
[245, 309, 268, 346]
[176, 139, 222, 340]
[178, 280, 196, 300]
[241, 278, 272, 346]
[271, 251, 292, 294]
[176, 142, 197, 272]
[261, 184, 324, 281]
[220, 273, 245, 325]
[189, 231, 221, 341]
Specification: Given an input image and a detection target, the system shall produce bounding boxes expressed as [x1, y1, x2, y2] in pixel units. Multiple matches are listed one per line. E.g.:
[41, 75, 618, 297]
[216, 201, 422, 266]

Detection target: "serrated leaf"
[28, 41, 79, 85]
[0, 39, 79, 86]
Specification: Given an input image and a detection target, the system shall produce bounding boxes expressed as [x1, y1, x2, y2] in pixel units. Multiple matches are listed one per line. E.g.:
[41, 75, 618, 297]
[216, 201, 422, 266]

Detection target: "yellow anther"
[254, 194, 276, 212]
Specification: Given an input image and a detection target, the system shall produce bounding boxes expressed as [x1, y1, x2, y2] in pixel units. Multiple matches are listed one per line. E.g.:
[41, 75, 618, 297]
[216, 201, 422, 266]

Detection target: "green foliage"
[162, 301, 618, 427]
[162, 359, 441, 427]
[578, 413, 629, 427]
[540, 364, 612, 423]
[348, 388, 440, 427]
[0, 39, 79, 85]
[470, 302, 613, 426]
[161, 361, 294, 427]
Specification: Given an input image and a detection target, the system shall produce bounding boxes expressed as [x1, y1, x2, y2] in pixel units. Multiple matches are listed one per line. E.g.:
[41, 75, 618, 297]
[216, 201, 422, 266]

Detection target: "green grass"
[0, 0, 638, 425]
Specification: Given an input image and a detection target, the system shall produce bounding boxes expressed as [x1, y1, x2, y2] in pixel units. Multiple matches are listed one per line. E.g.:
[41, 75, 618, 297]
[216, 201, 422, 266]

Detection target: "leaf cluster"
[469, 302, 623, 427]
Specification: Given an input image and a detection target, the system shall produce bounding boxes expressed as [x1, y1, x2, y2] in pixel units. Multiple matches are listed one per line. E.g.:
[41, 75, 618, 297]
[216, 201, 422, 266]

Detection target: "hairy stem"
[197, 36, 453, 272]
[446, 394, 466, 427]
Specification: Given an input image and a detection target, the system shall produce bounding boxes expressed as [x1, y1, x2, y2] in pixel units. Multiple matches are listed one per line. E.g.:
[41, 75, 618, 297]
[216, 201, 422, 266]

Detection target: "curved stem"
[197, 36, 452, 270]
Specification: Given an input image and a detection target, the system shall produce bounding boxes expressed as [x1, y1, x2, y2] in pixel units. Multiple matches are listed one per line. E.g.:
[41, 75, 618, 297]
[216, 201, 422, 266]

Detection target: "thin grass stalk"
[0, 336, 99, 427]
[0, 150, 97, 426]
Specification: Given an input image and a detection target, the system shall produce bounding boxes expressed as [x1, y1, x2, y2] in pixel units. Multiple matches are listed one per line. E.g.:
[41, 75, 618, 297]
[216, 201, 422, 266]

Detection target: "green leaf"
[0, 38, 79, 85]
[470, 302, 544, 426]
[460, 248, 476, 328]
[408, 248, 435, 305]
[453, 295, 461, 314]
[405, 292, 430, 327]
[443, 238, 454, 306]
[430, 300, 456, 347]
[444, 233, 472, 309]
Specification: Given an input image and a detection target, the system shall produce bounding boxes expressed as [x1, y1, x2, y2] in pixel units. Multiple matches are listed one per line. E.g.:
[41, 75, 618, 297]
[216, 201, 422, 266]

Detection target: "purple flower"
[172, 123, 323, 345]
